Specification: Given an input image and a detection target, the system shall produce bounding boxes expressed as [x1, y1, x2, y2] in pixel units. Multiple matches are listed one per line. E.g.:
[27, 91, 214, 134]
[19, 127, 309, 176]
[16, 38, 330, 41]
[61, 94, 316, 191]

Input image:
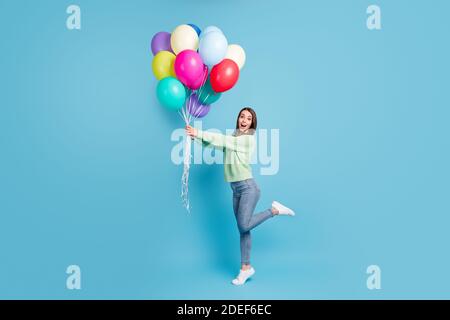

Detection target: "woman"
[186, 107, 295, 286]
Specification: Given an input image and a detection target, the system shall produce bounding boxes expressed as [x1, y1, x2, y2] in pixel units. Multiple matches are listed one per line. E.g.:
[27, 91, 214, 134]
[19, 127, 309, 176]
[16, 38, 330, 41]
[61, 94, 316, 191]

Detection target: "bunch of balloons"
[150, 24, 246, 212]
[151, 23, 246, 121]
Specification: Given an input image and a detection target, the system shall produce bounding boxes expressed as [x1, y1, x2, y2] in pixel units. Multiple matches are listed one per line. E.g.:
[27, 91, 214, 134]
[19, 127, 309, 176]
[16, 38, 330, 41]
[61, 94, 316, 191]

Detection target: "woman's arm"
[186, 125, 253, 152]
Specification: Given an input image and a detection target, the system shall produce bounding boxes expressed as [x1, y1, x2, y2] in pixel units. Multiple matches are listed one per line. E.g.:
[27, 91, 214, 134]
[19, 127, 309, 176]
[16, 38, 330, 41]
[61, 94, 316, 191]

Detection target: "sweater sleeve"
[196, 130, 254, 153]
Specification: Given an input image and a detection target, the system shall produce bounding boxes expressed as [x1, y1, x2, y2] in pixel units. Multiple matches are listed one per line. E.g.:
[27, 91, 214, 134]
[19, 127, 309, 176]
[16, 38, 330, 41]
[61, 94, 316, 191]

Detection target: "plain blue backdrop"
[0, 0, 449, 299]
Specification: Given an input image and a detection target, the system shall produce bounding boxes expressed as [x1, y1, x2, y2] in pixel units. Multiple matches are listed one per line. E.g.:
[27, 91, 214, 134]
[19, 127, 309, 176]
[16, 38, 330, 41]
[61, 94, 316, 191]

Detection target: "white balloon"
[170, 24, 199, 55]
[225, 44, 246, 70]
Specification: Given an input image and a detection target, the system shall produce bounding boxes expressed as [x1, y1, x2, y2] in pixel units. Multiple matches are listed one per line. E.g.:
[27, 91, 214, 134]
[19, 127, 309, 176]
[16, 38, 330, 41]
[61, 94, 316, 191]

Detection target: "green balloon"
[156, 77, 186, 111]
[198, 78, 221, 105]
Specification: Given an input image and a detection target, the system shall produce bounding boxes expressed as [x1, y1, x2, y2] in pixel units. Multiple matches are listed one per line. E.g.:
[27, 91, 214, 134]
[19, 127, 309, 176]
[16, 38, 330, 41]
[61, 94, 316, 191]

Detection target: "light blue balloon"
[199, 31, 228, 66]
[200, 26, 222, 38]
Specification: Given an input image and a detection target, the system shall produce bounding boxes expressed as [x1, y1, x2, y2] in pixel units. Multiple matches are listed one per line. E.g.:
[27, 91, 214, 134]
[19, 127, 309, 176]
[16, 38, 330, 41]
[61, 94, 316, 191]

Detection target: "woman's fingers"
[185, 125, 197, 138]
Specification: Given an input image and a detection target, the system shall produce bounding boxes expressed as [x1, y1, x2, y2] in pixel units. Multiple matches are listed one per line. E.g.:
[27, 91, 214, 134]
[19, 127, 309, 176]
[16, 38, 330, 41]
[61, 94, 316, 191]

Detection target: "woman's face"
[238, 110, 253, 132]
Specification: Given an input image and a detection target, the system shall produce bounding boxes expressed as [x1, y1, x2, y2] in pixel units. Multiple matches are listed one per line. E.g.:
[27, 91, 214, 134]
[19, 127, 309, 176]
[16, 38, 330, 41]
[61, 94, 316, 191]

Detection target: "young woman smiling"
[186, 107, 295, 286]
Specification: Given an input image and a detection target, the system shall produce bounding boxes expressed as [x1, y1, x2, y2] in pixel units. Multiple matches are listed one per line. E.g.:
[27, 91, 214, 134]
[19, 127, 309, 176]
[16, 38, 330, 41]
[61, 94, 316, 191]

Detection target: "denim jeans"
[230, 178, 274, 265]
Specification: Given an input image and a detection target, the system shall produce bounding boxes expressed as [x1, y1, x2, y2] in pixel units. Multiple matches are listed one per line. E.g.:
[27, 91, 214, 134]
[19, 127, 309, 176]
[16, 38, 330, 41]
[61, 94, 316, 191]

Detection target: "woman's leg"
[240, 231, 251, 266]
[233, 193, 252, 266]
[236, 187, 274, 234]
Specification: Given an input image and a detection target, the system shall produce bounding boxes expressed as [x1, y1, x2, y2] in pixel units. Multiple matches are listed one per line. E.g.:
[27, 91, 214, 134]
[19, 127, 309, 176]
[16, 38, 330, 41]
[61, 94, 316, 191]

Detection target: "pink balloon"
[190, 65, 208, 90]
[174, 50, 205, 89]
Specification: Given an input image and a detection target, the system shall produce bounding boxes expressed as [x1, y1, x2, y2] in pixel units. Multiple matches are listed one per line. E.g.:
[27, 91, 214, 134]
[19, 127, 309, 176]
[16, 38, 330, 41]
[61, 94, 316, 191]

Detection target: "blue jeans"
[230, 178, 274, 265]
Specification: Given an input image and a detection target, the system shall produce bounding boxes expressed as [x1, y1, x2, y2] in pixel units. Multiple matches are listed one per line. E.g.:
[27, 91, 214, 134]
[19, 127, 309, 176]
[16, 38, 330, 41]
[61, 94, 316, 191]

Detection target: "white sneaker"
[231, 267, 255, 286]
[272, 201, 295, 216]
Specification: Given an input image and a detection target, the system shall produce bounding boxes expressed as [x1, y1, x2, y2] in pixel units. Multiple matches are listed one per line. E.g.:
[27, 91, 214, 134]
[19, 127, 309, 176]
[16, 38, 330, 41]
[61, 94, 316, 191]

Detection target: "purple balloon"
[151, 32, 172, 55]
[187, 93, 211, 118]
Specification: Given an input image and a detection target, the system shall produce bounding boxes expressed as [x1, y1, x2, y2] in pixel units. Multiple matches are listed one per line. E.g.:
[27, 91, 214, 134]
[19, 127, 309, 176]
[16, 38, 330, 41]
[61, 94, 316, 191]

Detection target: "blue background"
[1, 0, 449, 299]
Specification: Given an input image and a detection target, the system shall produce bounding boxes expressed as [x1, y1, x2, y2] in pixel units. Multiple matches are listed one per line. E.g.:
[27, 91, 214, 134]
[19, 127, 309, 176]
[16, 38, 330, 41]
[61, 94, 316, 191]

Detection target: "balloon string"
[178, 109, 187, 124]
[180, 71, 209, 214]
[181, 106, 187, 124]
[196, 88, 203, 104]
[186, 92, 193, 124]
[190, 91, 196, 123]
[186, 91, 193, 124]
[181, 95, 193, 214]
[192, 105, 201, 119]
[194, 100, 205, 119]
[191, 79, 210, 120]
[195, 105, 202, 118]
[201, 92, 211, 105]
[195, 70, 209, 104]
[181, 136, 191, 213]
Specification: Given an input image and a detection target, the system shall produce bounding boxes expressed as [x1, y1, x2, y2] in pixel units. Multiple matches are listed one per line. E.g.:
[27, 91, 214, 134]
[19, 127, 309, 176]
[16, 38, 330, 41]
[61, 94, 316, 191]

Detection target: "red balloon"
[210, 59, 239, 93]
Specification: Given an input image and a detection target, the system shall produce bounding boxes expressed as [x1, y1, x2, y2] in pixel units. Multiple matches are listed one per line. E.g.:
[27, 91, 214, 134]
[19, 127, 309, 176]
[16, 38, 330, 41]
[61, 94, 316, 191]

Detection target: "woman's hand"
[185, 125, 198, 138]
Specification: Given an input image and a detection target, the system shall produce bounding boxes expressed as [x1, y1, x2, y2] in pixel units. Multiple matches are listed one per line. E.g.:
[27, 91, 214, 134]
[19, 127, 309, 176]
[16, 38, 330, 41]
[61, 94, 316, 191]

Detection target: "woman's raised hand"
[185, 125, 198, 138]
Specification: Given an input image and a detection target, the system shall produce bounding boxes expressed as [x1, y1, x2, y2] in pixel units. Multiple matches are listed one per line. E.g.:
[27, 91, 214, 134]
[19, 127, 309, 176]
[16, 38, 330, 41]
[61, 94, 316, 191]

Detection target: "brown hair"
[235, 107, 257, 136]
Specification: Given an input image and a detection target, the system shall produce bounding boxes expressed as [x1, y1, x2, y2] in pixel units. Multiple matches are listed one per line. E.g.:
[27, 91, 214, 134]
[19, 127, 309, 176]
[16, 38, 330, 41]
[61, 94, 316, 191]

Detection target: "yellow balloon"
[170, 24, 199, 55]
[152, 51, 176, 80]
